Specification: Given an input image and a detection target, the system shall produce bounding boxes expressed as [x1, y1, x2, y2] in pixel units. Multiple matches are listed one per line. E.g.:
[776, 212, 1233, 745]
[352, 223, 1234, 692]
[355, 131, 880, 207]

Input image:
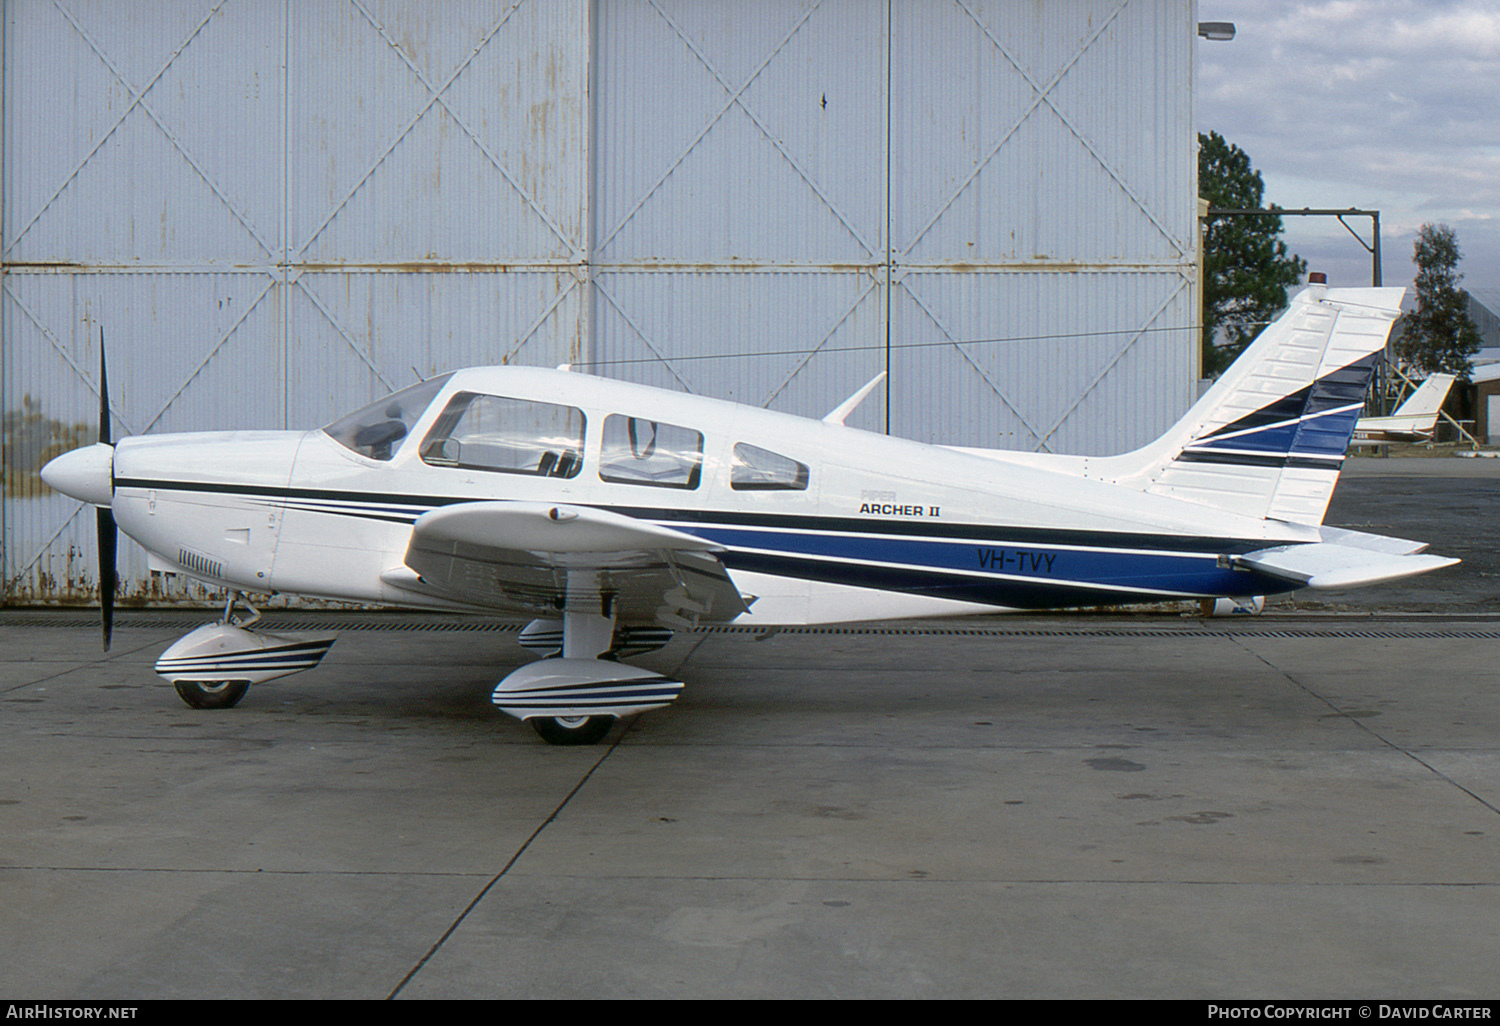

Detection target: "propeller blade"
[97, 328, 116, 651]
[98, 508, 116, 651]
[99, 328, 111, 446]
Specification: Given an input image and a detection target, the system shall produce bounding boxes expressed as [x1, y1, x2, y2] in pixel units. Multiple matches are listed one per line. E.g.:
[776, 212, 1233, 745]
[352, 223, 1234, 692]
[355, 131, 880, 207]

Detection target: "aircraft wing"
[1352, 414, 1436, 441]
[1236, 526, 1458, 589]
[384, 501, 750, 626]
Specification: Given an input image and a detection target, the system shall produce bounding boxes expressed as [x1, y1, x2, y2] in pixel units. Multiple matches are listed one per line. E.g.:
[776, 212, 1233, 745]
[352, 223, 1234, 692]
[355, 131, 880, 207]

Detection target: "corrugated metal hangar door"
[2, 0, 1197, 605]
[592, 0, 1197, 451]
[2, 0, 591, 603]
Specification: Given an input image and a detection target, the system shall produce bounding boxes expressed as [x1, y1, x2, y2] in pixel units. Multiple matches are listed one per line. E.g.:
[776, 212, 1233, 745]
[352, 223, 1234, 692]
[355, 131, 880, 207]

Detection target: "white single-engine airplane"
[1352, 371, 1458, 444]
[42, 283, 1457, 744]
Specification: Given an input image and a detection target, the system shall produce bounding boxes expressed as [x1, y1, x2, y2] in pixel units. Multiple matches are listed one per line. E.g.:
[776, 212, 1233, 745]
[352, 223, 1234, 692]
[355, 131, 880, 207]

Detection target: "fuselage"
[108, 366, 1315, 625]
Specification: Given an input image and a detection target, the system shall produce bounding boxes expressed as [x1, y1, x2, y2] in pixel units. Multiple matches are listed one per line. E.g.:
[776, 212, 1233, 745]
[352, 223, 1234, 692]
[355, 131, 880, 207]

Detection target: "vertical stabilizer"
[1392, 373, 1457, 418]
[1109, 285, 1406, 525]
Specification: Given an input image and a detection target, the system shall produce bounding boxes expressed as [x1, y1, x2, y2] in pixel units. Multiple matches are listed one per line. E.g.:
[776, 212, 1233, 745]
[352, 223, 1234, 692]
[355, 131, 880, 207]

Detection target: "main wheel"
[173, 680, 249, 710]
[530, 715, 615, 746]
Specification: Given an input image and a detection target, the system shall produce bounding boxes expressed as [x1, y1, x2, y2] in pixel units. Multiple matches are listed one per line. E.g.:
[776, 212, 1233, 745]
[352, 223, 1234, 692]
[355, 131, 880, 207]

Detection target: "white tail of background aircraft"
[1353, 371, 1458, 443]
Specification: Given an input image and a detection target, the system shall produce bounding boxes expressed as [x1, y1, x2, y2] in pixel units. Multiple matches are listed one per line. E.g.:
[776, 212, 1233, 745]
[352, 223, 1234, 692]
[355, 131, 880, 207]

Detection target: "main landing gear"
[495, 611, 683, 746]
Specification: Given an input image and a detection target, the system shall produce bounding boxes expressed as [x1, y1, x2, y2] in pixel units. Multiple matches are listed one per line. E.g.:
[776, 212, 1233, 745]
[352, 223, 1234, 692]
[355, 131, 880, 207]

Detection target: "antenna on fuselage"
[822, 372, 886, 425]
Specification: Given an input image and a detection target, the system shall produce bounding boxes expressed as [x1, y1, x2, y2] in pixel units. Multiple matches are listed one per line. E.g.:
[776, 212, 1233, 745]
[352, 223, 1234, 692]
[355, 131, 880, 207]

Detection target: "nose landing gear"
[154, 593, 336, 710]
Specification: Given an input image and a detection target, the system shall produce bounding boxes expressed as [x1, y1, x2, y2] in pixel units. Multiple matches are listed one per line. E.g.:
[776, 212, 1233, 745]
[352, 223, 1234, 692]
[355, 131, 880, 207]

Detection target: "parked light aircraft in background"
[42, 284, 1457, 744]
[1352, 372, 1457, 444]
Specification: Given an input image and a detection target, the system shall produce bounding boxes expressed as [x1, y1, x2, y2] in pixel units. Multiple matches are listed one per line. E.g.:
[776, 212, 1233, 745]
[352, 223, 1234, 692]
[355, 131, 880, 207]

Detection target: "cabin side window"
[598, 415, 704, 490]
[419, 392, 586, 478]
[730, 442, 808, 491]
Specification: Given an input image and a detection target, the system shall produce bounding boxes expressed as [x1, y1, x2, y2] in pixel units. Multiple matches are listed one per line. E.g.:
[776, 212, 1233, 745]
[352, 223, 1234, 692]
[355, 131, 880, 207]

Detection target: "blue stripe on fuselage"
[114, 478, 1290, 607]
[670, 523, 1290, 607]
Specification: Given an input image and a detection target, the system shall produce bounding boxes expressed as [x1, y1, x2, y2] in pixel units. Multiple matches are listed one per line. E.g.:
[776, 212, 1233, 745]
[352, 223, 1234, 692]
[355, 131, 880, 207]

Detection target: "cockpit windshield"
[323, 374, 453, 461]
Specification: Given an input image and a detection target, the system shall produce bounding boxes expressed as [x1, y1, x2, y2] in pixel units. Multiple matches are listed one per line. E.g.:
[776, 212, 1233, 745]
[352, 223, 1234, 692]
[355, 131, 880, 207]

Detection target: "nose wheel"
[529, 715, 615, 746]
[173, 680, 249, 709]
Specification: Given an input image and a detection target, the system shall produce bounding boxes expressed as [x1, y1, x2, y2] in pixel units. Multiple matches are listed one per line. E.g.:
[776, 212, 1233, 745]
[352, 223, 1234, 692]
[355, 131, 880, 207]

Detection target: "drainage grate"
[0, 612, 523, 633]
[4, 611, 1500, 641]
[699, 623, 1500, 641]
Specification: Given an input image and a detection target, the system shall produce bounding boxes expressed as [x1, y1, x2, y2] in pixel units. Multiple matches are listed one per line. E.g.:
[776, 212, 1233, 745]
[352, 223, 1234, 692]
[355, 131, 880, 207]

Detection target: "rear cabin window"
[419, 392, 585, 478]
[730, 443, 809, 491]
[598, 415, 704, 490]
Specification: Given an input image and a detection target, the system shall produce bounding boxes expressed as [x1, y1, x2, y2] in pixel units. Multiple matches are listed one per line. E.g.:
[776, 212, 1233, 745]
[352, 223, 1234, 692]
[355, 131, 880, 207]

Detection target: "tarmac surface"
[2, 452, 1498, 1000]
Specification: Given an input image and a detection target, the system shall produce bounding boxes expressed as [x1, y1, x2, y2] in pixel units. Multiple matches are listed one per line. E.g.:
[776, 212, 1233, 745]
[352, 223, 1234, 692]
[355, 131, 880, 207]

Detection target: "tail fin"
[1391, 373, 1457, 418]
[1103, 285, 1406, 526]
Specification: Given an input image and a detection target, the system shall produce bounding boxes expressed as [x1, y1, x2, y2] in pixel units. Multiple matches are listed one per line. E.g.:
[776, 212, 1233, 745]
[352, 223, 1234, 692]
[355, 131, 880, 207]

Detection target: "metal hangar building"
[2, 0, 1200, 604]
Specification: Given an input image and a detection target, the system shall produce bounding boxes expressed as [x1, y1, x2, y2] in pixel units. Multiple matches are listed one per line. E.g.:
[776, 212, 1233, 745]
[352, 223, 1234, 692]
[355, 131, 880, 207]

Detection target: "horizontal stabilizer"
[1236, 541, 1458, 590]
[1315, 525, 1431, 556]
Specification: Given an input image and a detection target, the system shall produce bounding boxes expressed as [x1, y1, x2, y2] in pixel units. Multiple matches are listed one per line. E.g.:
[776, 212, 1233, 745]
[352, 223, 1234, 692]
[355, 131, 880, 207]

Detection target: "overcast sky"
[1196, 0, 1500, 297]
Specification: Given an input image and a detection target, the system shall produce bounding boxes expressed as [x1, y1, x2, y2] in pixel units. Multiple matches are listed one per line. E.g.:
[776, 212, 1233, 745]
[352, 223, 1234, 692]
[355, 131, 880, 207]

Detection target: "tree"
[1198, 131, 1307, 376]
[1394, 223, 1480, 380]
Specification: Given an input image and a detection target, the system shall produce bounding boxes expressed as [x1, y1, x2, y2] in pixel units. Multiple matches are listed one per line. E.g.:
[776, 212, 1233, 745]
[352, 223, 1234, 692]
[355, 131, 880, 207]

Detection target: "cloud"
[1198, 1, 1500, 283]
